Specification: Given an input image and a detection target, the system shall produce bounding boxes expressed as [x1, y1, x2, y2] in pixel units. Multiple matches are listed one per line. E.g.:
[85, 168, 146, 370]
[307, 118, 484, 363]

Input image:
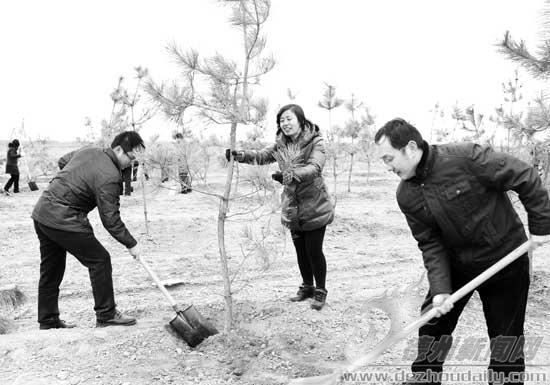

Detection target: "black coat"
[5, 147, 21, 175]
[32, 147, 137, 248]
[397, 142, 550, 295]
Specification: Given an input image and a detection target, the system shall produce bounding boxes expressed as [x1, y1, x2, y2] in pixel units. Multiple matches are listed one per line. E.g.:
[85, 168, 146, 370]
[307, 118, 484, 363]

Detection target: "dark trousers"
[411, 255, 530, 385]
[291, 226, 327, 289]
[34, 221, 117, 323]
[4, 173, 19, 192]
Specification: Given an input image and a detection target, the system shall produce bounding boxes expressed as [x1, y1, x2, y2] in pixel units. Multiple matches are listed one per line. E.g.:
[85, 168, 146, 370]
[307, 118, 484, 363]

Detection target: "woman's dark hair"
[276, 104, 318, 136]
[111, 131, 145, 152]
[10, 139, 20, 148]
[374, 118, 423, 149]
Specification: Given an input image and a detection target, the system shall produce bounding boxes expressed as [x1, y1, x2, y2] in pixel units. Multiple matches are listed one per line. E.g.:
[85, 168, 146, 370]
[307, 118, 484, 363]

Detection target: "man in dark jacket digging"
[32, 131, 144, 330]
[375, 118, 550, 385]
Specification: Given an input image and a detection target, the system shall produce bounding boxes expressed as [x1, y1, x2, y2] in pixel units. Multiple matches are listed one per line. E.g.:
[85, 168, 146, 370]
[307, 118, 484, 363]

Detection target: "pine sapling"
[273, 143, 303, 175]
[0, 285, 27, 311]
[0, 316, 14, 335]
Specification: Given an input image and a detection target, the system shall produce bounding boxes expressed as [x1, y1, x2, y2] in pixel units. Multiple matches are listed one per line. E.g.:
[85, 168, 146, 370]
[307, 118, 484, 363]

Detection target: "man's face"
[114, 146, 137, 170]
[377, 136, 420, 180]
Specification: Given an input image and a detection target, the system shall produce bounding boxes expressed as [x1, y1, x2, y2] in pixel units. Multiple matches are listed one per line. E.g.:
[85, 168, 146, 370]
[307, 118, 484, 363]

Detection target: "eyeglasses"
[124, 150, 136, 161]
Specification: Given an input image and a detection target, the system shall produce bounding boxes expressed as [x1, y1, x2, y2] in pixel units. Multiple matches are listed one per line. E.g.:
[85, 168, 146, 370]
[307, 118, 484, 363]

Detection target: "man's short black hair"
[111, 131, 145, 152]
[374, 118, 423, 149]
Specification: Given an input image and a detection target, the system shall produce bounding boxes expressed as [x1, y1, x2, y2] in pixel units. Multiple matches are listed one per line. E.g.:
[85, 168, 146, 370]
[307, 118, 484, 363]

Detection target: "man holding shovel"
[375, 118, 550, 385]
[32, 131, 144, 330]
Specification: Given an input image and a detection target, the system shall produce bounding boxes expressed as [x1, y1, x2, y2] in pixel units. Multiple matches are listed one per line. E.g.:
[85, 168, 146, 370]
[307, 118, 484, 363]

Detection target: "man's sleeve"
[400, 202, 452, 295]
[470, 144, 550, 235]
[58, 151, 76, 170]
[95, 178, 137, 248]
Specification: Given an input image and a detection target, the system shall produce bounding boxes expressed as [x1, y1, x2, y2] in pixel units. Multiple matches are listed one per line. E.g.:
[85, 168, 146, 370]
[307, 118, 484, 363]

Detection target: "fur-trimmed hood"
[275, 122, 321, 149]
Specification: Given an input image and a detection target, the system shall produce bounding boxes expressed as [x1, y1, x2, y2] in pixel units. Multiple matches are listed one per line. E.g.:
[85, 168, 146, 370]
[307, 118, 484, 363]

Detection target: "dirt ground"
[1, 159, 550, 385]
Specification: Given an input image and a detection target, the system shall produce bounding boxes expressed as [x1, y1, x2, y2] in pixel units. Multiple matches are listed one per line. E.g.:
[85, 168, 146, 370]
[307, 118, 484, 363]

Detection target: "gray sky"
[0, 0, 545, 142]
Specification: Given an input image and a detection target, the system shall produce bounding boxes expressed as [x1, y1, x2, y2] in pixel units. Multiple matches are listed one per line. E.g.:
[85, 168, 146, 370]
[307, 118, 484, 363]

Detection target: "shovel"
[20, 147, 38, 191]
[137, 256, 218, 347]
[288, 239, 533, 385]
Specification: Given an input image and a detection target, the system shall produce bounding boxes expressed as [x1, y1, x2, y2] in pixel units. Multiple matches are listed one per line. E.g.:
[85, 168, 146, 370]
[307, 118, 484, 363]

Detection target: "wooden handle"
[137, 257, 179, 312]
[346, 239, 532, 372]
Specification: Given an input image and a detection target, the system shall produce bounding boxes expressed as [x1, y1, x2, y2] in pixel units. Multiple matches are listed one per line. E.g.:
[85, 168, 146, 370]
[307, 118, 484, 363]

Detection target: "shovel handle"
[346, 239, 532, 373]
[136, 257, 179, 312]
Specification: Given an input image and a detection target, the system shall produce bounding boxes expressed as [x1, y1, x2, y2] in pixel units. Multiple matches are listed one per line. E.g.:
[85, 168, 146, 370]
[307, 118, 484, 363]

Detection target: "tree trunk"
[233, 162, 240, 196]
[543, 152, 550, 187]
[366, 155, 371, 185]
[140, 162, 150, 235]
[332, 154, 337, 197]
[347, 152, 354, 193]
[204, 155, 210, 184]
[217, 122, 237, 332]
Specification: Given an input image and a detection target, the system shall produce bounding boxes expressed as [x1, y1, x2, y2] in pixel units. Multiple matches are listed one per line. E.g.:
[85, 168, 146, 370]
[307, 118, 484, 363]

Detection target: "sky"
[0, 0, 546, 143]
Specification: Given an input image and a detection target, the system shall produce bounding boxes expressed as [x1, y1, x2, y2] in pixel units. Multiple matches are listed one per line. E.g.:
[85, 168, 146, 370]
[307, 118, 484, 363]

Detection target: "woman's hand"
[282, 170, 295, 185]
[225, 149, 244, 162]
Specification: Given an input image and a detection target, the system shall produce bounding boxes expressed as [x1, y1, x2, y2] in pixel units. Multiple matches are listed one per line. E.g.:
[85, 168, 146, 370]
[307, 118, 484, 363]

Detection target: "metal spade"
[137, 256, 218, 347]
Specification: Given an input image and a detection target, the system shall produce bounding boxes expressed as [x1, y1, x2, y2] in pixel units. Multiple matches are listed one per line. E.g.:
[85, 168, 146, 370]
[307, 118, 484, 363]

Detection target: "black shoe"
[96, 310, 136, 327]
[290, 284, 315, 302]
[311, 288, 328, 310]
[39, 319, 76, 330]
[13, 190, 20, 193]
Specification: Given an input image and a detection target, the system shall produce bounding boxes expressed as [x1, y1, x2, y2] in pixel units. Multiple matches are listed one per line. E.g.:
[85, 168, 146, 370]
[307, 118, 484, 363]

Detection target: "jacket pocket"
[482, 217, 503, 248]
[442, 180, 476, 215]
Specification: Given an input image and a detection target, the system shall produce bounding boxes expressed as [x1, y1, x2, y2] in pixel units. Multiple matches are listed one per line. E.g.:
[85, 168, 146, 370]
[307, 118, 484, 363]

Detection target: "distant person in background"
[226, 104, 334, 310]
[32, 131, 144, 330]
[121, 161, 136, 196]
[174, 132, 192, 194]
[4, 139, 21, 195]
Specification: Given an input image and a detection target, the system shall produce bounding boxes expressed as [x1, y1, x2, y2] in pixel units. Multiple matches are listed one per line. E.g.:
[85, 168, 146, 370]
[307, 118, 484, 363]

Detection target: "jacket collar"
[104, 148, 123, 171]
[412, 140, 435, 181]
[275, 122, 319, 148]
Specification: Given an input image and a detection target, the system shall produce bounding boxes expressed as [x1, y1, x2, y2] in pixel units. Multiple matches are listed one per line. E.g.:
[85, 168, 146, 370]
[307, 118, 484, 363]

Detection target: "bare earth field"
[1, 160, 550, 385]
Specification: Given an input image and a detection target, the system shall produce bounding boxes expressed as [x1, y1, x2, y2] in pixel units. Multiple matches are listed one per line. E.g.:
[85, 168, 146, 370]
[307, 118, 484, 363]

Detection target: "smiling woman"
[228, 103, 335, 310]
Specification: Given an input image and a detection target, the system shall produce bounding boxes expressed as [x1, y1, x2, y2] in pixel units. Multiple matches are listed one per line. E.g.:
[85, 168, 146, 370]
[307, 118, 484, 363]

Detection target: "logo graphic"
[344, 272, 427, 362]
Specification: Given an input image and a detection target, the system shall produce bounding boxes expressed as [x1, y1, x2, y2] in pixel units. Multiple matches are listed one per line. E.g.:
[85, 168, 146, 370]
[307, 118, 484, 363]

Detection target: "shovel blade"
[169, 313, 208, 348]
[169, 306, 218, 348]
[181, 305, 219, 336]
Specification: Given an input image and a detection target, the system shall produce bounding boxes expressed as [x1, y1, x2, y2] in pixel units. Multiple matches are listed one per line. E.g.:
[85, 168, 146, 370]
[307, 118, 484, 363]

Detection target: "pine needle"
[273, 143, 302, 172]
[0, 316, 14, 335]
[0, 285, 27, 311]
